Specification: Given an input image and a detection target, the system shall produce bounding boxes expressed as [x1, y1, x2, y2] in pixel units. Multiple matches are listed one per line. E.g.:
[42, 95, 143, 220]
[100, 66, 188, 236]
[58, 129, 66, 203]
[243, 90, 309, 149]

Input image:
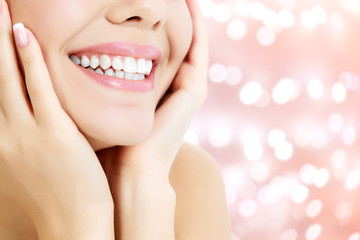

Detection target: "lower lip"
[75, 64, 156, 92]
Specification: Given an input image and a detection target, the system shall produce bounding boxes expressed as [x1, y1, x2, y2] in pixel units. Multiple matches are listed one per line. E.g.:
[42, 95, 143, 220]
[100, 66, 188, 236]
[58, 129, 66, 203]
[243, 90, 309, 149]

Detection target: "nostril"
[127, 16, 141, 21]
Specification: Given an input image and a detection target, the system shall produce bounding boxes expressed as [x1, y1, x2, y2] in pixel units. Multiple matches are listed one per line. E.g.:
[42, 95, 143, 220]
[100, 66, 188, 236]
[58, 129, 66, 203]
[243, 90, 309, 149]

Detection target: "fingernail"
[0, 0, 4, 14]
[13, 23, 28, 48]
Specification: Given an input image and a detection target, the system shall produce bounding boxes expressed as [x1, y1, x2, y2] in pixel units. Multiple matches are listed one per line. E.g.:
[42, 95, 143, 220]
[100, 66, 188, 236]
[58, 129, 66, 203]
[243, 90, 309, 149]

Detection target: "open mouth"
[69, 53, 154, 81]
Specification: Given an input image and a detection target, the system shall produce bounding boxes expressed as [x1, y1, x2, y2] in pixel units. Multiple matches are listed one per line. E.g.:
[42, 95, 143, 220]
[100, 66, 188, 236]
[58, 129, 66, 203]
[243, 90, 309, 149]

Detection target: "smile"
[68, 41, 162, 92]
[70, 54, 153, 81]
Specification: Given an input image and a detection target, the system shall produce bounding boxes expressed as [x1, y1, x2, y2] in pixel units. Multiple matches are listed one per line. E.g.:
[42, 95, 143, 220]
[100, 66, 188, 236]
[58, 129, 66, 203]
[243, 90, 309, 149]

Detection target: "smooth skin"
[0, 0, 231, 239]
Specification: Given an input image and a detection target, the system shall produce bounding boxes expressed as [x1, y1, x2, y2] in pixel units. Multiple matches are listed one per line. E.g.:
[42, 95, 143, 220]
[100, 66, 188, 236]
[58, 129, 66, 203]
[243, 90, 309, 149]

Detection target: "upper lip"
[68, 41, 162, 65]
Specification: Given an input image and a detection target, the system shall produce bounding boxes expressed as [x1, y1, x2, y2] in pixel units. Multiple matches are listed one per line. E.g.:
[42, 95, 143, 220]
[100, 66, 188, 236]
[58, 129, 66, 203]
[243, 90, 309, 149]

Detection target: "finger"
[185, 0, 209, 70]
[12, 23, 65, 126]
[146, 89, 199, 162]
[170, 0, 209, 102]
[0, 1, 32, 121]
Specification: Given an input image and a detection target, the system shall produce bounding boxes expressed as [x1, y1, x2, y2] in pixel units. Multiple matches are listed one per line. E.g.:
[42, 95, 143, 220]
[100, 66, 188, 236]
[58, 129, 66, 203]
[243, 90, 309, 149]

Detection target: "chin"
[78, 113, 154, 152]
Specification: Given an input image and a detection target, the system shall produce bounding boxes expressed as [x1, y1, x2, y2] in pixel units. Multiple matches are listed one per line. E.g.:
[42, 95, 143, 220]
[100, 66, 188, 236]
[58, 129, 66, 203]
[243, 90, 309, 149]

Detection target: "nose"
[105, 0, 166, 30]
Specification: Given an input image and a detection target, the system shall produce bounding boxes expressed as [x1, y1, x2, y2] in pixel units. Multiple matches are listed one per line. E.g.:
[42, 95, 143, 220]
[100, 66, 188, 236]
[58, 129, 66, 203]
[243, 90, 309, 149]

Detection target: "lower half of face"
[8, 0, 193, 151]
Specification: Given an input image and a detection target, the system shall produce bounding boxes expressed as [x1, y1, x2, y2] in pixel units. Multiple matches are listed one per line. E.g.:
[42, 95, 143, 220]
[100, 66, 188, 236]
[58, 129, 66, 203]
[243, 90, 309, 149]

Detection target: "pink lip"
[68, 41, 162, 65]
[75, 64, 156, 92]
[69, 41, 161, 92]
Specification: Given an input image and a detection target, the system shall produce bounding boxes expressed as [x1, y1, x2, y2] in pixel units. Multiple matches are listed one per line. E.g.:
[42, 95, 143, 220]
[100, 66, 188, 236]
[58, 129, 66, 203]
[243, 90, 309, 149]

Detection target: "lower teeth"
[85, 67, 146, 81]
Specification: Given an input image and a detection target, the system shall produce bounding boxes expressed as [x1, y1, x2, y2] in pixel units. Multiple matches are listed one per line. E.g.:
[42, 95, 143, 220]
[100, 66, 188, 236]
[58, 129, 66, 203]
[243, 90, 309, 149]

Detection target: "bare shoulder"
[169, 142, 232, 240]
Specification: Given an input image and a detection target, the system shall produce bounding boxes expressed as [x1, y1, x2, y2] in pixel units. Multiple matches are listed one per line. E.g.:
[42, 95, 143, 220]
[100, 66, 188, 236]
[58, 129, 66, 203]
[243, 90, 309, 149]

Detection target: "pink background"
[187, 0, 360, 239]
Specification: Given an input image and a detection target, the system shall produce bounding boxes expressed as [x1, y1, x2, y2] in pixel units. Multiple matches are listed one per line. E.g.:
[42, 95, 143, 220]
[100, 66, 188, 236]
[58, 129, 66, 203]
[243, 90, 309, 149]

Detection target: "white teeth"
[138, 74, 145, 80]
[125, 72, 134, 80]
[90, 56, 100, 69]
[95, 68, 104, 74]
[146, 60, 153, 75]
[137, 58, 147, 74]
[112, 57, 123, 71]
[81, 55, 90, 68]
[115, 70, 125, 79]
[70, 55, 81, 65]
[105, 69, 115, 77]
[70, 53, 154, 79]
[133, 73, 140, 81]
[86, 67, 95, 72]
[100, 55, 112, 70]
[123, 57, 137, 73]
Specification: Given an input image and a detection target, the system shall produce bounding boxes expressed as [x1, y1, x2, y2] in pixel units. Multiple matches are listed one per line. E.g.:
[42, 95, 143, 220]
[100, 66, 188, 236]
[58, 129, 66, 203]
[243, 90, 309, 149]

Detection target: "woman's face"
[6, 0, 193, 151]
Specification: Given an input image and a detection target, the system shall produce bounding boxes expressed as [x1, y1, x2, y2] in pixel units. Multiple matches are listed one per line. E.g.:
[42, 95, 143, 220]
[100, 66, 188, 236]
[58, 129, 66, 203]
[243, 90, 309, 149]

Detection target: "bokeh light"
[189, 0, 360, 239]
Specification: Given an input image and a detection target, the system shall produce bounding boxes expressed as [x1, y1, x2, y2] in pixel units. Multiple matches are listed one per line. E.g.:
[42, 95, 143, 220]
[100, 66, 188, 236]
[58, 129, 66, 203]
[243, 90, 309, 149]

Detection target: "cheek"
[8, 0, 99, 53]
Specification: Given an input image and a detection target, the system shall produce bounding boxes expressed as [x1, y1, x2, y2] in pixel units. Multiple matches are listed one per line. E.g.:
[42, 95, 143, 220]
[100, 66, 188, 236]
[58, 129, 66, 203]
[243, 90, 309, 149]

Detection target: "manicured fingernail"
[13, 23, 28, 48]
[0, 0, 4, 14]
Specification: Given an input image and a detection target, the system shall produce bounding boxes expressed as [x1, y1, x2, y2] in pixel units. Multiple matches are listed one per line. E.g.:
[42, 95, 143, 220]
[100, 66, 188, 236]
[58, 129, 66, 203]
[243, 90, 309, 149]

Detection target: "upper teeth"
[69, 54, 153, 75]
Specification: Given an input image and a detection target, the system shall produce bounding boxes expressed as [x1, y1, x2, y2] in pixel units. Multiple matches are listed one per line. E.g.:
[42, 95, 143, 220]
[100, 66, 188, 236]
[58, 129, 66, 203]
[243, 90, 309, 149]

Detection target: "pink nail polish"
[13, 23, 28, 48]
[0, 0, 4, 14]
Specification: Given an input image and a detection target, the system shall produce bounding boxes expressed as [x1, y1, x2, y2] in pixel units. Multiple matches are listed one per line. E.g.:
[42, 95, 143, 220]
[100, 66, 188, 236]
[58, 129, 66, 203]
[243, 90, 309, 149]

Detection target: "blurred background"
[184, 0, 360, 239]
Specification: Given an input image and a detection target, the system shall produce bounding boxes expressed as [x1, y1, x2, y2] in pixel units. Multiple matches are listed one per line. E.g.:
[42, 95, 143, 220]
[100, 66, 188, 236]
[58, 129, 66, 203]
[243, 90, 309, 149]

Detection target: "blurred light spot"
[278, 9, 295, 28]
[239, 81, 263, 105]
[238, 199, 258, 218]
[225, 186, 237, 205]
[342, 126, 356, 145]
[243, 143, 263, 161]
[224, 167, 245, 187]
[294, 128, 311, 147]
[267, 129, 286, 148]
[306, 199, 323, 218]
[225, 66, 243, 86]
[291, 184, 309, 203]
[198, 0, 216, 18]
[275, 141, 294, 161]
[257, 27, 276, 46]
[233, 0, 250, 18]
[330, 12, 345, 30]
[184, 129, 199, 145]
[281, 229, 298, 240]
[258, 185, 284, 204]
[349, 233, 360, 240]
[249, 1, 267, 20]
[306, 224, 322, 240]
[335, 201, 353, 225]
[213, 3, 232, 23]
[209, 63, 227, 83]
[251, 163, 269, 182]
[272, 78, 299, 104]
[331, 149, 346, 168]
[328, 113, 344, 133]
[262, 9, 278, 28]
[331, 82, 347, 103]
[227, 19, 248, 41]
[307, 78, 324, 99]
[340, 72, 359, 91]
[311, 5, 327, 24]
[345, 170, 360, 190]
[299, 164, 317, 185]
[313, 168, 330, 188]
[301, 10, 317, 29]
[208, 124, 233, 148]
